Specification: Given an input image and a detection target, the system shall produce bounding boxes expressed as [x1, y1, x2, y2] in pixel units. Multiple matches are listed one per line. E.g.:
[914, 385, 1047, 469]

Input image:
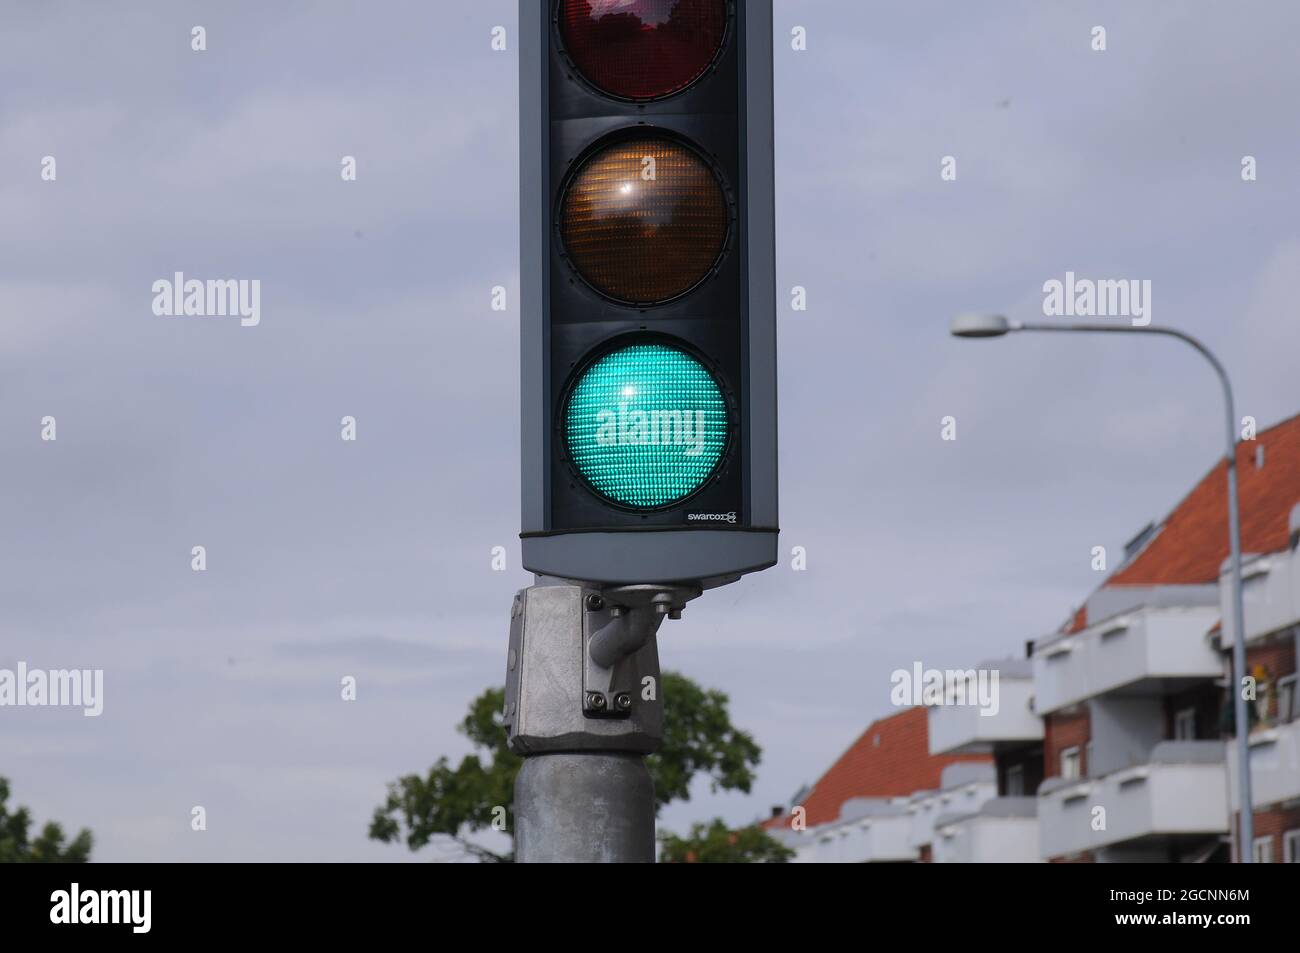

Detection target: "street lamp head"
[950, 313, 1013, 338]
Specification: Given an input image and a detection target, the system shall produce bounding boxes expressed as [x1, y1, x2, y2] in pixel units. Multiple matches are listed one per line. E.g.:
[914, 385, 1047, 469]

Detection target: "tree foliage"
[370, 671, 775, 862]
[648, 672, 762, 809]
[0, 777, 93, 863]
[659, 818, 793, 864]
[369, 687, 519, 862]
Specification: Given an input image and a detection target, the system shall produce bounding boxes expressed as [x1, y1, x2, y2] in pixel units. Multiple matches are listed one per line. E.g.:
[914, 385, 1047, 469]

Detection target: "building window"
[1252, 836, 1274, 863]
[1174, 707, 1197, 740]
[1284, 830, 1300, 864]
[1278, 674, 1297, 723]
[1006, 764, 1024, 797]
[1061, 746, 1081, 781]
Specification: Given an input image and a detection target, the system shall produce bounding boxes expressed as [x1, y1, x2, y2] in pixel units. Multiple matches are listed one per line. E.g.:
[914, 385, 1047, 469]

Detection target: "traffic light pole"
[515, 753, 656, 863]
[504, 579, 699, 863]
[513, 0, 776, 862]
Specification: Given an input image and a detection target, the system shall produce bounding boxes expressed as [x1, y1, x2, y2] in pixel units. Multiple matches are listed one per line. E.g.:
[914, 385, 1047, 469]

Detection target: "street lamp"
[951, 313, 1256, 862]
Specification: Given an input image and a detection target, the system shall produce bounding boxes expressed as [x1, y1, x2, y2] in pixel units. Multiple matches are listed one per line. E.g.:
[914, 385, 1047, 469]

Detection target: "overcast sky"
[2, 0, 1298, 861]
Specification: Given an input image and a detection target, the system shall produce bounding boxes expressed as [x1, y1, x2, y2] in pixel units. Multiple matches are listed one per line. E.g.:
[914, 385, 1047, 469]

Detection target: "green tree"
[370, 670, 781, 862]
[0, 777, 93, 863]
[659, 818, 794, 864]
[370, 686, 519, 863]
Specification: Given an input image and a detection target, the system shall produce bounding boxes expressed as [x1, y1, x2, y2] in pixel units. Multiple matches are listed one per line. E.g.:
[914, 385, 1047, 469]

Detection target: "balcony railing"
[932, 797, 1040, 863]
[907, 776, 998, 850]
[1227, 715, 1300, 811]
[1218, 547, 1300, 645]
[1037, 740, 1227, 859]
[928, 672, 1041, 755]
[791, 799, 916, 863]
[1033, 606, 1222, 714]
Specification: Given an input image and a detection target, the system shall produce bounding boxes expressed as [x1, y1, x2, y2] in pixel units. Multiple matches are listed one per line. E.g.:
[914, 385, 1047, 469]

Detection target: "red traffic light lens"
[558, 0, 728, 101]
[560, 137, 728, 305]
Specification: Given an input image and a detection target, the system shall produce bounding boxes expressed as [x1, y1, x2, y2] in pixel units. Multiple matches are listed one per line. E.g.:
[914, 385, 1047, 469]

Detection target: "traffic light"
[519, 0, 776, 587]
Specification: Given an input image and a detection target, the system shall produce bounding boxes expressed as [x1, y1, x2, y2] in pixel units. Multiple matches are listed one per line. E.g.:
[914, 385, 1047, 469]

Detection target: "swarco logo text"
[687, 511, 736, 523]
[595, 404, 708, 457]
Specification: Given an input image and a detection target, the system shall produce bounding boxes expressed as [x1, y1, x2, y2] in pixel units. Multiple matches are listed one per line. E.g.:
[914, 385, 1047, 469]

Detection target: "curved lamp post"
[950, 313, 1255, 862]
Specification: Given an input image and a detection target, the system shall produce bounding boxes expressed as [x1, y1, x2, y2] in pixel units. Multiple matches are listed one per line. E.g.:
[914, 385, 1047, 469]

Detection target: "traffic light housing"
[520, 0, 776, 587]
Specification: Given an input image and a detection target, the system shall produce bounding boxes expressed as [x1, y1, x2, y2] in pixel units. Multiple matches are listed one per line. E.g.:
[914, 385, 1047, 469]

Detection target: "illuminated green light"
[565, 342, 728, 508]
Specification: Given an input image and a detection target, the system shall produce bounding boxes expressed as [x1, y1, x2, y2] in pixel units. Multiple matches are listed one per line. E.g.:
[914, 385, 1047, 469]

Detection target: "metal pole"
[1016, 321, 1255, 859]
[503, 580, 699, 863]
[1220, 382, 1255, 862]
[515, 753, 656, 863]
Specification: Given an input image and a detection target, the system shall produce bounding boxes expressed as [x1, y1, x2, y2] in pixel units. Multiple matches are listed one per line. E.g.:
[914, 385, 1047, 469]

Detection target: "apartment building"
[1034, 414, 1300, 862]
[766, 706, 989, 862]
[1221, 506, 1300, 862]
[908, 762, 1005, 862]
[926, 658, 1043, 862]
[771, 414, 1300, 862]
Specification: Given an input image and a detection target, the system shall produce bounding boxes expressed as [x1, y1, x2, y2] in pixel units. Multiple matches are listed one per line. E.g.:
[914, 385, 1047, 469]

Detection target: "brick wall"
[1234, 806, 1300, 862]
[1044, 707, 1090, 778]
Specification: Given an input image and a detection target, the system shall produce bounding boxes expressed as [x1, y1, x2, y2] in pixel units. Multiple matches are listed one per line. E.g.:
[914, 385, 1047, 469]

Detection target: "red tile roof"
[1067, 413, 1300, 632]
[768, 707, 989, 829]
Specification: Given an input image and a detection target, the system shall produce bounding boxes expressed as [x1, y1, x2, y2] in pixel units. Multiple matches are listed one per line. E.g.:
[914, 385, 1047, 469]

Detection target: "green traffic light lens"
[564, 342, 728, 508]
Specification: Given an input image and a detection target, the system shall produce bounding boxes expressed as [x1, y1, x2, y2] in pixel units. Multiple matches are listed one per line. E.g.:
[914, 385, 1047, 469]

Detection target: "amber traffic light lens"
[560, 138, 727, 305]
[558, 0, 728, 101]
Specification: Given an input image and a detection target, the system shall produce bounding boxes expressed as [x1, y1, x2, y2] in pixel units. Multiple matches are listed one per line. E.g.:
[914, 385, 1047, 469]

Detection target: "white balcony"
[1037, 741, 1227, 859]
[932, 798, 1041, 863]
[1218, 547, 1300, 646]
[906, 763, 997, 850]
[1033, 605, 1222, 714]
[928, 662, 1042, 755]
[1227, 717, 1300, 811]
[792, 798, 916, 863]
